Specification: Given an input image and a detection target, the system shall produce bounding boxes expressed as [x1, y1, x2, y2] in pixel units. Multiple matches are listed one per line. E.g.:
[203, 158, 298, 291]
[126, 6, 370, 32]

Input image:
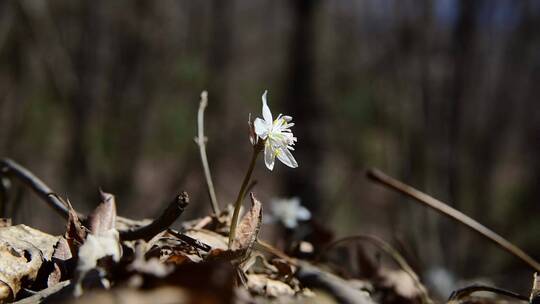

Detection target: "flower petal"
[264, 141, 275, 171]
[276, 146, 298, 168]
[296, 206, 311, 220]
[254, 117, 269, 139]
[262, 90, 273, 123]
[283, 217, 297, 229]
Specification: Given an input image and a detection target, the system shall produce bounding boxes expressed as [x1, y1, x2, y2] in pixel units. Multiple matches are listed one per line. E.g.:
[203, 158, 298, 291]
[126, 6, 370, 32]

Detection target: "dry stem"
[0, 158, 70, 219]
[228, 146, 262, 248]
[366, 168, 540, 273]
[195, 91, 220, 214]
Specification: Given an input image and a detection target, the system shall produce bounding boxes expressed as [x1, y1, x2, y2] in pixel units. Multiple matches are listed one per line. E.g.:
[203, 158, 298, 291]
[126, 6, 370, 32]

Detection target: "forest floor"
[0, 158, 537, 304]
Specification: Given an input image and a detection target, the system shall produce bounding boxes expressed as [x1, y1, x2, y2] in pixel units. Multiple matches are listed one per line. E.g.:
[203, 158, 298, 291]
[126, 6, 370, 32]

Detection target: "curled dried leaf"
[231, 193, 262, 253]
[88, 190, 117, 234]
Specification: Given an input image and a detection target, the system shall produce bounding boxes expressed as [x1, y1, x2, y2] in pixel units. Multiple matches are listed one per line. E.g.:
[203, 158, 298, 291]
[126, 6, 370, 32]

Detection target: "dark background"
[1, 0, 539, 297]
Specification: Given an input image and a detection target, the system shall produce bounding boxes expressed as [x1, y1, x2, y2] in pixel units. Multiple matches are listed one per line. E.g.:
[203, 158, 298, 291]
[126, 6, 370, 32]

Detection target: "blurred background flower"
[269, 197, 311, 229]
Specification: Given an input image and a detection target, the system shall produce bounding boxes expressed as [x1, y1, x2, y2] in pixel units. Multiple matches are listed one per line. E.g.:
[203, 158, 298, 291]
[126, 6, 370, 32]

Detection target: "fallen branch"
[366, 168, 540, 273]
[255, 239, 298, 266]
[12, 280, 71, 304]
[448, 284, 528, 302]
[168, 228, 212, 252]
[1, 158, 191, 241]
[120, 192, 189, 241]
[195, 91, 220, 214]
[0, 158, 69, 220]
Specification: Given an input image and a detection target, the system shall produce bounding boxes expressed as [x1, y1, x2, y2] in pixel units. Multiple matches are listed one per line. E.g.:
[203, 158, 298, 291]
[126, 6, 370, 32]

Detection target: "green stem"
[228, 146, 262, 248]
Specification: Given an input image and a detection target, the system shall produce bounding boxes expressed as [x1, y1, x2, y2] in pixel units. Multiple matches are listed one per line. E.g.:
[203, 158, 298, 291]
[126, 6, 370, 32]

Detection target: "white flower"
[253, 90, 298, 170]
[270, 197, 311, 228]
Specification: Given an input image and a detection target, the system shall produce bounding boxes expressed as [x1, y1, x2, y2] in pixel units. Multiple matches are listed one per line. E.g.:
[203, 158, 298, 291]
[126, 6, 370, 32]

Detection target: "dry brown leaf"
[272, 258, 295, 279]
[0, 225, 60, 302]
[0, 219, 11, 228]
[165, 251, 203, 265]
[231, 193, 262, 252]
[145, 235, 203, 266]
[183, 229, 228, 251]
[88, 191, 117, 234]
[65, 200, 86, 248]
[53, 237, 73, 262]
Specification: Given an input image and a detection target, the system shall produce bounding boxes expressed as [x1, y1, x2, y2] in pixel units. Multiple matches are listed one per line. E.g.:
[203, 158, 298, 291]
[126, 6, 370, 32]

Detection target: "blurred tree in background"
[1, 0, 539, 295]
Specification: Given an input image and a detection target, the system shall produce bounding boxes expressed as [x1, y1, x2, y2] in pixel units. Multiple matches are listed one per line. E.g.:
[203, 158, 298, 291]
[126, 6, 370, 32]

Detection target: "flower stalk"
[228, 143, 263, 248]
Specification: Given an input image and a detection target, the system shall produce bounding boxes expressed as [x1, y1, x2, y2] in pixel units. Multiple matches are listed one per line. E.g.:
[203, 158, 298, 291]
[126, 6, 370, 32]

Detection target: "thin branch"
[120, 192, 189, 241]
[255, 239, 298, 266]
[0, 158, 69, 219]
[195, 91, 220, 214]
[1, 158, 190, 240]
[366, 168, 540, 272]
[448, 284, 528, 302]
[167, 228, 212, 252]
[318, 234, 431, 304]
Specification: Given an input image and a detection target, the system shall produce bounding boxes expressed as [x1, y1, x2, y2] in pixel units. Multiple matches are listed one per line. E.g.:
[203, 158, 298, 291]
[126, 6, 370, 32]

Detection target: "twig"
[0, 158, 69, 219]
[12, 280, 71, 304]
[295, 262, 376, 304]
[195, 91, 220, 214]
[366, 168, 540, 272]
[448, 284, 528, 302]
[255, 239, 298, 266]
[1, 158, 191, 241]
[318, 234, 431, 304]
[120, 192, 189, 241]
[167, 228, 212, 252]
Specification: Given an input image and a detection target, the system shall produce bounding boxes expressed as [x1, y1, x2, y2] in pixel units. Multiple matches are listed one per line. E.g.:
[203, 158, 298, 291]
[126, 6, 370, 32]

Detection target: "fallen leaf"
[183, 229, 227, 251]
[0, 219, 11, 228]
[271, 258, 295, 279]
[88, 191, 116, 234]
[0, 225, 60, 302]
[231, 193, 262, 253]
[65, 200, 86, 250]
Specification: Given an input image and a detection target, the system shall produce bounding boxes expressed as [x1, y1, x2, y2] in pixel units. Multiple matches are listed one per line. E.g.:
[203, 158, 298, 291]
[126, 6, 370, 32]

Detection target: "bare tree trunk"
[283, 0, 322, 214]
[65, 1, 102, 204]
